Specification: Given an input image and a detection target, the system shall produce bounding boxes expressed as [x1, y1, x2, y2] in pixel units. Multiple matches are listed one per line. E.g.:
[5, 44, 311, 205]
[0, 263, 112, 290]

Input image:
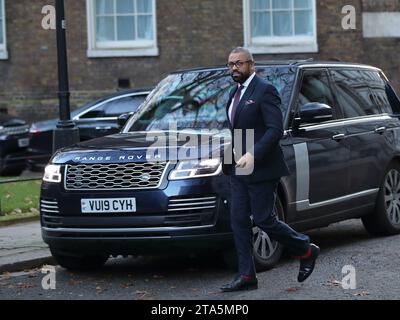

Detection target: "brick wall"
[0, 0, 399, 122]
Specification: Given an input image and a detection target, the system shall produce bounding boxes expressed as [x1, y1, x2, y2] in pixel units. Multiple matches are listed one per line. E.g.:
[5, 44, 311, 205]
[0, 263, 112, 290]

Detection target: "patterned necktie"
[230, 84, 244, 125]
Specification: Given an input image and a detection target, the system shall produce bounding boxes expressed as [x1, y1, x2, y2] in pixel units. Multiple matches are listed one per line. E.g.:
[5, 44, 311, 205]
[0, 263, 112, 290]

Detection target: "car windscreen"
[125, 67, 296, 133]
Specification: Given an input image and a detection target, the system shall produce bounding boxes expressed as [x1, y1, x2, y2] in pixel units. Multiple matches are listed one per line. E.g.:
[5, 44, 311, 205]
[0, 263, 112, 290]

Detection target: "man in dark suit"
[220, 47, 320, 292]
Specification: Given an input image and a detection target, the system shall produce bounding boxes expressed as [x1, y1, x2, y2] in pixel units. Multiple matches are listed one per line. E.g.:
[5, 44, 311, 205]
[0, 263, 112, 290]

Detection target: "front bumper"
[42, 230, 233, 255]
[40, 174, 233, 254]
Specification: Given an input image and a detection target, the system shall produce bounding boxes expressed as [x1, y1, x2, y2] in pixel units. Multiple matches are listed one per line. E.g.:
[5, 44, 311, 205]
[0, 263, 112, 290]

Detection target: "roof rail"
[328, 57, 342, 62]
[255, 60, 292, 65]
[290, 58, 314, 65]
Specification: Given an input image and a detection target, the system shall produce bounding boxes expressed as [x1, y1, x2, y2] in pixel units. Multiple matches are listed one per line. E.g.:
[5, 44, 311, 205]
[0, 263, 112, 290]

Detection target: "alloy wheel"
[252, 226, 278, 260]
[384, 169, 400, 226]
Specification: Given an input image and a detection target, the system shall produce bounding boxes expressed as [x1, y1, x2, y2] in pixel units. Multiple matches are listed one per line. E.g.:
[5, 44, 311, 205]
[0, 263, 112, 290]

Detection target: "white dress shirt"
[228, 72, 256, 123]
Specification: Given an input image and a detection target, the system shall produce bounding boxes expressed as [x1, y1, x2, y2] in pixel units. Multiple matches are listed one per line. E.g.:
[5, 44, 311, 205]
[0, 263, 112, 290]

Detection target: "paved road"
[0, 219, 399, 300]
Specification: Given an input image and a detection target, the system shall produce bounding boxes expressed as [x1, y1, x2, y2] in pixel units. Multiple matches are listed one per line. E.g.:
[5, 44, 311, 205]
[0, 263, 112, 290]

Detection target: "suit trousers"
[229, 175, 310, 277]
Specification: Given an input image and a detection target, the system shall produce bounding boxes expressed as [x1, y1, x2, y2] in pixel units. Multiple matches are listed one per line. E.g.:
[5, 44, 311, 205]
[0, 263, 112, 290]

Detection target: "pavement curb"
[0, 221, 56, 274]
[0, 216, 40, 228]
[0, 255, 56, 274]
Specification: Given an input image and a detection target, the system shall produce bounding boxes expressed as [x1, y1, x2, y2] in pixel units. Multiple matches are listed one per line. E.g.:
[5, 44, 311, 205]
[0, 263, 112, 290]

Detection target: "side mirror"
[117, 113, 132, 129]
[295, 102, 333, 126]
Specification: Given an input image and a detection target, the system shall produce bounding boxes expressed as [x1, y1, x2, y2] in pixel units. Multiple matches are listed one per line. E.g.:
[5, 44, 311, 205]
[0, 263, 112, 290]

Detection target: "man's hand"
[235, 152, 254, 169]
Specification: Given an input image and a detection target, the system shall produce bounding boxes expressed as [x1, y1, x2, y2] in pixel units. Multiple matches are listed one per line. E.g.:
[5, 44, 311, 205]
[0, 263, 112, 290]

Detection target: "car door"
[75, 93, 147, 141]
[330, 68, 395, 199]
[288, 68, 350, 219]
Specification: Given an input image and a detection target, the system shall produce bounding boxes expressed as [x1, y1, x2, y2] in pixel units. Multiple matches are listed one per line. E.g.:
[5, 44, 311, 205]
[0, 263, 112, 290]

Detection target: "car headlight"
[169, 158, 222, 180]
[43, 164, 62, 183]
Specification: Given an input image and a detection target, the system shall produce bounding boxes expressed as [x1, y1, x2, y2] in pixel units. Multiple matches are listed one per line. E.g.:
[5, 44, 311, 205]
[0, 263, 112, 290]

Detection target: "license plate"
[81, 198, 136, 213]
[18, 138, 29, 148]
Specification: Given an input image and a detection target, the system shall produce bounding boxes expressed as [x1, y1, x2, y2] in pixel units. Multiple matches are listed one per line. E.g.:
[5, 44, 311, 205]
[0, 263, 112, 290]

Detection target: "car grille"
[0, 125, 29, 136]
[64, 162, 168, 190]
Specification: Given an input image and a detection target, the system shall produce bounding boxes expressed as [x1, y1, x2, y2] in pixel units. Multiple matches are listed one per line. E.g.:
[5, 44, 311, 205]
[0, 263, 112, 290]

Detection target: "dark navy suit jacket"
[222, 74, 290, 182]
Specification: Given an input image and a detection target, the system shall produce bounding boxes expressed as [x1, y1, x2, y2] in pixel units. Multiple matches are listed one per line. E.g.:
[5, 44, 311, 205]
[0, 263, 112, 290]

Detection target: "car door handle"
[375, 126, 386, 134]
[332, 133, 346, 141]
[95, 126, 112, 130]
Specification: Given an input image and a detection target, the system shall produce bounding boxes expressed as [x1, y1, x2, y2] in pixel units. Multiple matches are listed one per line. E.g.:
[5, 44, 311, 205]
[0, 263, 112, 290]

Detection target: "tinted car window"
[385, 82, 400, 113]
[103, 95, 146, 117]
[331, 69, 381, 118]
[79, 108, 104, 119]
[298, 69, 335, 107]
[126, 67, 296, 132]
[359, 70, 393, 114]
[79, 95, 146, 119]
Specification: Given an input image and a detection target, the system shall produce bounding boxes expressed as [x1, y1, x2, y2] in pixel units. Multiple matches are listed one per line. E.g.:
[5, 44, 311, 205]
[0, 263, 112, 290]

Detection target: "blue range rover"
[40, 61, 400, 270]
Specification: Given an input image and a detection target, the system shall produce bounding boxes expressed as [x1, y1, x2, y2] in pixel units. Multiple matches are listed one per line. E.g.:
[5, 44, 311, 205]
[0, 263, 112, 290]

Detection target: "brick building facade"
[0, 0, 399, 122]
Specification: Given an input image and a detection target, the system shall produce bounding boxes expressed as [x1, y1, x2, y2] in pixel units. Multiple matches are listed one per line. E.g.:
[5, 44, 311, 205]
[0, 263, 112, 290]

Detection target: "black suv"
[0, 113, 30, 176]
[40, 61, 400, 270]
[28, 88, 151, 171]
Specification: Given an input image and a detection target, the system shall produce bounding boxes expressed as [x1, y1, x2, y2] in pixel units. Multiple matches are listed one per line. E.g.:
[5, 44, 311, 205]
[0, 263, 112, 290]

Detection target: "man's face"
[228, 52, 255, 84]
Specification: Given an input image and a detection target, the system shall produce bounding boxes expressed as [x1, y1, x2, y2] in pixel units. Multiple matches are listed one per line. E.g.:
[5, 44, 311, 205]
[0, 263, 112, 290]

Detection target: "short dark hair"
[229, 47, 254, 61]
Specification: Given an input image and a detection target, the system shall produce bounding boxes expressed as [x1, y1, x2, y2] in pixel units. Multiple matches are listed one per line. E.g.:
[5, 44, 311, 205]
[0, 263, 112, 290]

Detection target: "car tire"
[50, 248, 109, 270]
[221, 196, 285, 272]
[27, 162, 45, 173]
[362, 162, 400, 236]
[0, 166, 25, 177]
[253, 196, 285, 271]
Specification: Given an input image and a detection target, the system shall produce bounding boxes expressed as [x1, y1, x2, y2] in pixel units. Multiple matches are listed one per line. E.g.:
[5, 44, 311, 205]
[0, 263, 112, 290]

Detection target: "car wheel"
[362, 162, 400, 236]
[0, 166, 25, 177]
[50, 248, 109, 270]
[221, 196, 285, 272]
[27, 162, 45, 173]
[253, 196, 285, 271]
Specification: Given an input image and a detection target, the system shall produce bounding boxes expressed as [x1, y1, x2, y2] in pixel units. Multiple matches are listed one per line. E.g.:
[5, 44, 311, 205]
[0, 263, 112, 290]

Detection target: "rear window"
[359, 70, 393, 114]
[384, 81, 400, 114]
[331, 69, 382, 118]
[331, 68, 399, 118]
